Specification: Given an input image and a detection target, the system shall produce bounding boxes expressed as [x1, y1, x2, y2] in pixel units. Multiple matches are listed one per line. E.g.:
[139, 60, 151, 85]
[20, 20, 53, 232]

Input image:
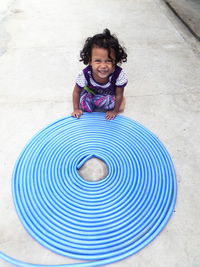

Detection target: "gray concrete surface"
[164, 0, 200, 40]
[0, 0, 200, 266]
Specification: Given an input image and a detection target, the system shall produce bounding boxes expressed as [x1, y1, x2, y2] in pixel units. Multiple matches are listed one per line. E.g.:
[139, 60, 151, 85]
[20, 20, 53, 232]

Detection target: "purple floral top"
[76, 65, 128, 95]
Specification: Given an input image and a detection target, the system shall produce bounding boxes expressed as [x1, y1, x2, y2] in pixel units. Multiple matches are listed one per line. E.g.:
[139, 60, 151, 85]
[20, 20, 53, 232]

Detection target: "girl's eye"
[93, 59, 113, 64]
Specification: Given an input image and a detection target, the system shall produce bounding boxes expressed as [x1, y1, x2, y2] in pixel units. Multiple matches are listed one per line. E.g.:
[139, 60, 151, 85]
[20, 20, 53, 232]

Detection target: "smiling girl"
[71, 29, 128, 120]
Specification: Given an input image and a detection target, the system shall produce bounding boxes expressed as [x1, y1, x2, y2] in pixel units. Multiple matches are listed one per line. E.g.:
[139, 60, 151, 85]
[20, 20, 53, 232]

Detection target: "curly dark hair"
[80, 29, 127, 65]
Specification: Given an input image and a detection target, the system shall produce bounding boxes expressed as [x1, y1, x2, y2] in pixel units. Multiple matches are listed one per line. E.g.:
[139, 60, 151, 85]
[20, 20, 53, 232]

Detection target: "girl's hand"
[71, 109, 83, 119]
[106, 110, 118, 120]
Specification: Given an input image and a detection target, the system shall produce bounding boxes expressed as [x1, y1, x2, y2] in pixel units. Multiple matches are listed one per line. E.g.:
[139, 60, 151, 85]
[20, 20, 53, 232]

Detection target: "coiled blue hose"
[0, 112, 177, 266]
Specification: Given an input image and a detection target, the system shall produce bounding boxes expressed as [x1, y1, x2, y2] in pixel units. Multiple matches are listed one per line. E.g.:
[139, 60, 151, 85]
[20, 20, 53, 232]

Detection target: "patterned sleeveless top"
[76, 65, 128, 95]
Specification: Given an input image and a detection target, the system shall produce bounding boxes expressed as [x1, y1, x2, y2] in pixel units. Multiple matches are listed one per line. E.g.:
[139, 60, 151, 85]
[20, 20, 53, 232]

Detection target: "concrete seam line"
[164, 0, 200, 42]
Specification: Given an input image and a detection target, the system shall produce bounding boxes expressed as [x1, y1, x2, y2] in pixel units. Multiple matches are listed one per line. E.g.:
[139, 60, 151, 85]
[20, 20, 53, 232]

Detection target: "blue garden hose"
[0, 112, 177, 266]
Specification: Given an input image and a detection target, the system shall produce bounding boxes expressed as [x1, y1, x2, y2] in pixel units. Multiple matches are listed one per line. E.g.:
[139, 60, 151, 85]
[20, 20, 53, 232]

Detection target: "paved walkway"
[0, 0, 200, 266]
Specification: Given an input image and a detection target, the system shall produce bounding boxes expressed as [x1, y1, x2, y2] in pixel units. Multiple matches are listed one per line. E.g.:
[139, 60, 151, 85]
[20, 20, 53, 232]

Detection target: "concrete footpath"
[0, 0, 200, 266]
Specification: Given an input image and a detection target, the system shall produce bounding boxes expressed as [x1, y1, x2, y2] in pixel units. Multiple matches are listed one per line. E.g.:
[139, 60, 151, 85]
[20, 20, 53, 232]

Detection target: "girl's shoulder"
[114, 66, 128, 87]
[76, 67, 91, 88]
[112, 65, 122, 79]
[83, 65, 92, 75]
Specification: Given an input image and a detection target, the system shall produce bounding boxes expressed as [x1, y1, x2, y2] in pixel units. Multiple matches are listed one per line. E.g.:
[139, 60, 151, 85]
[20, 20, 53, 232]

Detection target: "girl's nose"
[100, 62, 107, 68]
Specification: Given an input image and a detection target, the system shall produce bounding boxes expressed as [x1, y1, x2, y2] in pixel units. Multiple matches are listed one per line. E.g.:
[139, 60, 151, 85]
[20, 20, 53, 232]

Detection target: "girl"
[72, 29, 128, 120]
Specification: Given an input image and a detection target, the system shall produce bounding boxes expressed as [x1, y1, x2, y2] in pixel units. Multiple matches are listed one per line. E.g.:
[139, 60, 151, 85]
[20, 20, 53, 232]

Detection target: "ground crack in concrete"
[0, 0, 17, 57]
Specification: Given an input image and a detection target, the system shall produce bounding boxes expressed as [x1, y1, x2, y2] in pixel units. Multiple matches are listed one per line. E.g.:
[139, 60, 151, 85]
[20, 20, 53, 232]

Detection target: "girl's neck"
[92, 72, 109, 84]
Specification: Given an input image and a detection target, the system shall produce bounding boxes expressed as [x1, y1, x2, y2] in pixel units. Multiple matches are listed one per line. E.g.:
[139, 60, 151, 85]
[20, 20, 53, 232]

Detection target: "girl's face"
[90, 46, 116, 83]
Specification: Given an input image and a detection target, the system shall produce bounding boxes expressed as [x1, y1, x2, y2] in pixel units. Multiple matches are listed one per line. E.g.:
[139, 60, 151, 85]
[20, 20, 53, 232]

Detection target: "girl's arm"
[106, 87, 124, 120]
[71, 84, 83, 118]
